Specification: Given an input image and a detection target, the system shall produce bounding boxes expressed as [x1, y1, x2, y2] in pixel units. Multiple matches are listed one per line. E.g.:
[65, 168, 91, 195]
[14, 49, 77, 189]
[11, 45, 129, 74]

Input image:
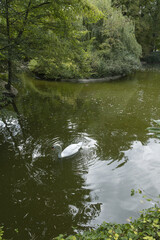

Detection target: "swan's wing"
[61, 142, 82, 158]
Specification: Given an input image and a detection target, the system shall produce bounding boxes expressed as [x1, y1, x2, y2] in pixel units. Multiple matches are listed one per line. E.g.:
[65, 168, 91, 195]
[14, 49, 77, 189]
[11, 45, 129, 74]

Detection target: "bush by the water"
[55, 206, 160, 240]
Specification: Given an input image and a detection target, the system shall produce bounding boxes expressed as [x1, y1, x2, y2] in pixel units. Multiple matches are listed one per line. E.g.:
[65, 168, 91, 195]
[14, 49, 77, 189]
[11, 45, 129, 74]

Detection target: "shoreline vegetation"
[60, 74, 126, 83]
[32, 72, 127, 83]
[1, 205, 160, 239]
[0, 60, 158, 107]
[54, 205, 160, 240]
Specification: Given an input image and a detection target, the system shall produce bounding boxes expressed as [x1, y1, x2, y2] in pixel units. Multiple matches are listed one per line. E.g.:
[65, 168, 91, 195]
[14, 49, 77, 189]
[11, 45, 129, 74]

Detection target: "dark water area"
[1, 70, 160, 239]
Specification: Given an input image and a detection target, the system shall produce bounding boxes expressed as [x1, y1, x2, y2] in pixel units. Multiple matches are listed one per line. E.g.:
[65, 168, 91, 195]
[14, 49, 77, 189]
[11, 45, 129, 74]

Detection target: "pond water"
[1, 70, 160, 239]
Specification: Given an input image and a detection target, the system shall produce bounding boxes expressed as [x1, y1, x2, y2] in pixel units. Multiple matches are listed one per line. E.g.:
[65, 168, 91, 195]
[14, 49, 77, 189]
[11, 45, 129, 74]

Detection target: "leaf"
[146, 198, 152, 202]
[138, 189, 142, 194]
[143, 195, 147, 198]
[131, 189, 135, 196]
[147, 127, 160, 133]
[157, 232, 160, 237]
[154, 219, 159, 224]
[153, 120, 160, 125]
[14, 228, 19, 233]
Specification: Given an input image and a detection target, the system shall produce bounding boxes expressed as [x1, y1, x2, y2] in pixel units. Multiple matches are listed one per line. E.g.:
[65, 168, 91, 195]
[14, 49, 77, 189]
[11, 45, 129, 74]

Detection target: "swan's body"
[53, 142, 82, 158]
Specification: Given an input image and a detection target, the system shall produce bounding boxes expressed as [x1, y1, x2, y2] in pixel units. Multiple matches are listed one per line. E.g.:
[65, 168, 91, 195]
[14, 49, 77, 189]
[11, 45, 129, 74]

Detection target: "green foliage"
[0, 227, 4, 240]
[54, 206, 160, 240]
[28, 33, 92, 79]
[89, 0, 142, 77]
[0, 0, 142, 80]
[55, 189, 160, 240]
[130, 189, 154, 203]
[0, 0, 102, 82]
[32, 0, 141, 79]
[14, 228, 19, 234]
[147, 120, 160, 139]
[112, 0, 160, 56]
[131, 189, 135, 196]
[27, 4, 95, 79]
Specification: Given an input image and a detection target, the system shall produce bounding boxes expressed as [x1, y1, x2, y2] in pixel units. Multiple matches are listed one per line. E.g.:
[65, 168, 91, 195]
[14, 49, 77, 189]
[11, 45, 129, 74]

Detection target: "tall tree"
[0, 0, 98, 88]
[0, 0, 51, 89]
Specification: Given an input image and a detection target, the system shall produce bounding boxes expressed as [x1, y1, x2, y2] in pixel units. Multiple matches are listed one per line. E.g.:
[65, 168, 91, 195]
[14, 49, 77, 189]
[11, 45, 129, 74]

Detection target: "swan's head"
[52, 144, 62, 153]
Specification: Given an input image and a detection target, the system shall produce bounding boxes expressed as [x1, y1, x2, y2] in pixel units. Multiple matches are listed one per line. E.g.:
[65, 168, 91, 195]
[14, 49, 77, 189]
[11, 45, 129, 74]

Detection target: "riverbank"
[60, 74, 126, 83]
[1, 206, 160, 239]
[33, 71, 127, 83]
[55, 205, 160, 240]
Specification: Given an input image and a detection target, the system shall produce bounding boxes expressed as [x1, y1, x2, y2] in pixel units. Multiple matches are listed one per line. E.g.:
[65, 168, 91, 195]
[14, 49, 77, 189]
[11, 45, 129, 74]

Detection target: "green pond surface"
[1, 70, 160, 239]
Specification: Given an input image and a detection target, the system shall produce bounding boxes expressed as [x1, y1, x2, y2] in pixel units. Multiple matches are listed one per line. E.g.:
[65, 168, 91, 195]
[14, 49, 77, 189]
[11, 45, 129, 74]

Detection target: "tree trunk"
[5, 0, 12, 91]
[6, 48, 12, 90]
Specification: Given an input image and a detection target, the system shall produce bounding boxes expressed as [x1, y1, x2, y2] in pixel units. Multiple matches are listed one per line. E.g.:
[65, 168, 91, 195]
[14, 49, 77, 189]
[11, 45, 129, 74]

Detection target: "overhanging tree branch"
[30, 1, 51, 10]
[15, 0, 32, 41]
[0, 0, 52, 51]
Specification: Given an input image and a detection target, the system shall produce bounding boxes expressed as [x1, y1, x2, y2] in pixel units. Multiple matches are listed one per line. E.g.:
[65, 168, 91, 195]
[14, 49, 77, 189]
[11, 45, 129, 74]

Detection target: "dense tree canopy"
[0, 0, 101, 86]
[1, 0, 155, 84]
[28, 0, 141, 79]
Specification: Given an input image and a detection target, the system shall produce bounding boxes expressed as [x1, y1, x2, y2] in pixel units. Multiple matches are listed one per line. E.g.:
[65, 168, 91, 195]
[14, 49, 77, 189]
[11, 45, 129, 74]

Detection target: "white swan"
[52, 142, 82, 158]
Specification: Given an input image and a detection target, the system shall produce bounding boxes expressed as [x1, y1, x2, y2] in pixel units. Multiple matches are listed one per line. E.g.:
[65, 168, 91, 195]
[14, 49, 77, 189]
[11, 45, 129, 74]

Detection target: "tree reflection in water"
[0, 100, 101, 239]
[1, 70, 160, 239]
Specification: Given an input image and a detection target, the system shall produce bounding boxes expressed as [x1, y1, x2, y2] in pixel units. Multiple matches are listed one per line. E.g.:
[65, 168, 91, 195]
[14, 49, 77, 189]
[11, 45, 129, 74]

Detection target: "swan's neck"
[58, 152, 62, 158]
[57, 146, 62, 158]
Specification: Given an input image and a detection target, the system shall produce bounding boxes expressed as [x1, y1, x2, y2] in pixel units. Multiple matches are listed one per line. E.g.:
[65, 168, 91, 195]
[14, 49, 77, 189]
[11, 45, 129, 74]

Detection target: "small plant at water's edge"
[0, 227, 4, 240]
